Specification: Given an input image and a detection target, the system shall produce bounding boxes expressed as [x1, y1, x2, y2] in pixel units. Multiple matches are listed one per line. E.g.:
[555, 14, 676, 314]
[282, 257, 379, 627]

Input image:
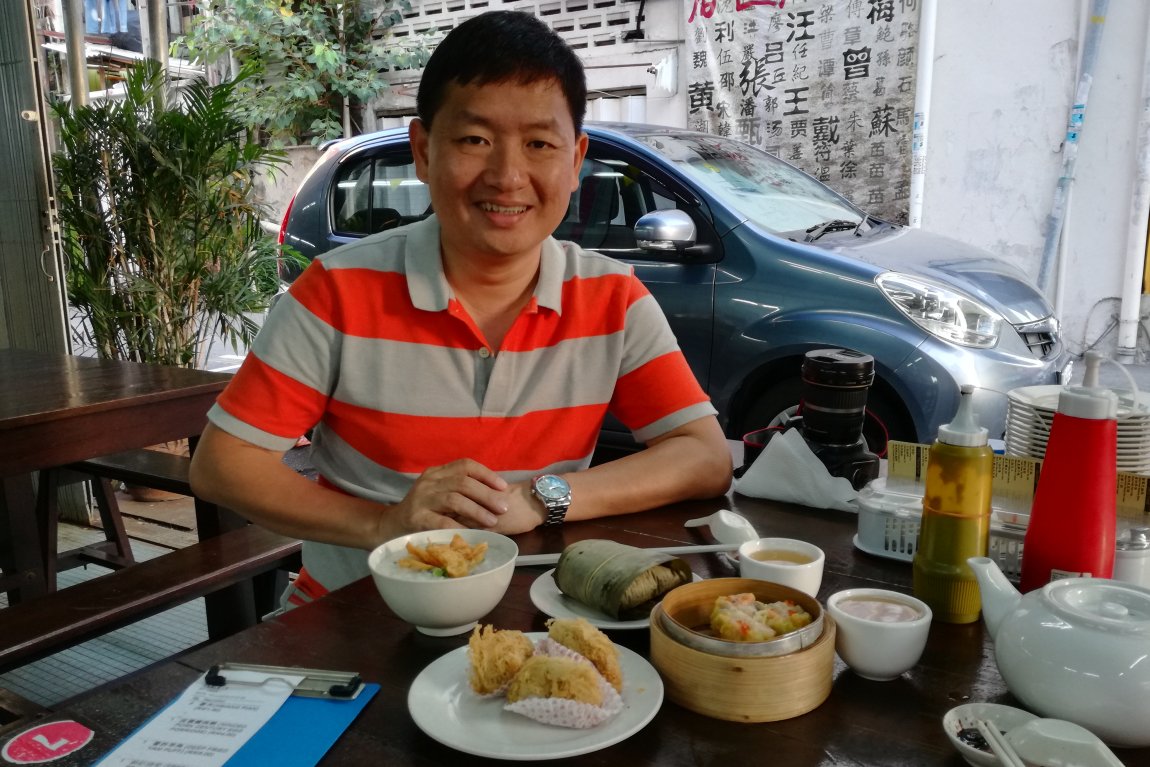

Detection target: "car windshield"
[632, 132, 864, 234]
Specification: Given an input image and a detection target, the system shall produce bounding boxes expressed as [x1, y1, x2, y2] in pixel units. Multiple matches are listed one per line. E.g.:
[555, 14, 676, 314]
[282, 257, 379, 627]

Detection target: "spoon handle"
[515, 542, 740, 567]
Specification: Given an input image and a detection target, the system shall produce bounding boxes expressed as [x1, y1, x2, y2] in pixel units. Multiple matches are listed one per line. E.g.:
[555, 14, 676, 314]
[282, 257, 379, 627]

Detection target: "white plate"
[407, 632, 663, 760]
[529, 569, 701, 630]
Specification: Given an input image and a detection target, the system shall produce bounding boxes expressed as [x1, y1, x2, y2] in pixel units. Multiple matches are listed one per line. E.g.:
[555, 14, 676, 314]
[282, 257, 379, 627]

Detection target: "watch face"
[535, 474, 570, 501]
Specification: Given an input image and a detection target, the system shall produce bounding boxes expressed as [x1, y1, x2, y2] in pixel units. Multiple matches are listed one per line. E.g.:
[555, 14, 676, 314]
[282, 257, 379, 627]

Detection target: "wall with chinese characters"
[685, 0, 920, 224]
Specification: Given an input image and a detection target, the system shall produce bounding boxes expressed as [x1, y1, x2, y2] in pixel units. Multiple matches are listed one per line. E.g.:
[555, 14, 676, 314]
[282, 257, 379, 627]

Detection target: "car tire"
[736, 377, 912, 458]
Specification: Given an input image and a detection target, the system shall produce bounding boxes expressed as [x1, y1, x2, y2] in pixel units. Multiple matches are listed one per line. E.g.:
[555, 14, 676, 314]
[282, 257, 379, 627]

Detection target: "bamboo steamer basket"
[650, 577, 836, 722]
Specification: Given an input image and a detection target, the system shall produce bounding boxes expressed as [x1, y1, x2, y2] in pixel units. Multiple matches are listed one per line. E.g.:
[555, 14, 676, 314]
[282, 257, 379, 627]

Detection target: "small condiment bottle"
[913, 384, 994, 623]
[1113, 527, 1150, 588]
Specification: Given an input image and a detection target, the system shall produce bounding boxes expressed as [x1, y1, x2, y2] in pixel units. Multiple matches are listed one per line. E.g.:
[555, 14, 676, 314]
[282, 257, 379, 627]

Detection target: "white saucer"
[529, 569, 700, 630]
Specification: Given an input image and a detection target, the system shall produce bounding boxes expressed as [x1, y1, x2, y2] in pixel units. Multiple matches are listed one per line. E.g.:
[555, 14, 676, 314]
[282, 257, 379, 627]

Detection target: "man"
[189, 10, 731, 606]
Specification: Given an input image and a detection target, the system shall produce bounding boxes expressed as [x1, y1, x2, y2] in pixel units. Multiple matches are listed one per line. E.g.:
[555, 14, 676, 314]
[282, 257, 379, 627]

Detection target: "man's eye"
[528, 140, 553, 150]
[460, 136, 488, 146]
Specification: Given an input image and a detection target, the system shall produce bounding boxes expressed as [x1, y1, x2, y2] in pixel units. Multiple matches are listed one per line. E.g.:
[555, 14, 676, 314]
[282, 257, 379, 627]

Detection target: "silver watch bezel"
[532, 474, 570, 526]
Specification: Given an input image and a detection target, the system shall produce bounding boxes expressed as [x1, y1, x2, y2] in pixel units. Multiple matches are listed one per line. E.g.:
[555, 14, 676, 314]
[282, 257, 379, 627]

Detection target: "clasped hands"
[385, 458, 544, 537]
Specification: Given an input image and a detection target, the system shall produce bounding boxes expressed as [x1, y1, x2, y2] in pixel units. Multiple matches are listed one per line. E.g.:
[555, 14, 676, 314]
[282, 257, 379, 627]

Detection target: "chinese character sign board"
[686, 0, 921, 223]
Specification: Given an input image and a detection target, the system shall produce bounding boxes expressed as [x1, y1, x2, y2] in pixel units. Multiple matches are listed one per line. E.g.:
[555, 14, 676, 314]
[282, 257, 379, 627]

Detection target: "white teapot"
[967, 556, 1150, 748]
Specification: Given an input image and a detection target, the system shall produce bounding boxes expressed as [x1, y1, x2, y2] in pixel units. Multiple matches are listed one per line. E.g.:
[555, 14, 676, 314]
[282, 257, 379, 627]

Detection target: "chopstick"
[975, 718, 1025, 767]
[515, 542, 740, 567]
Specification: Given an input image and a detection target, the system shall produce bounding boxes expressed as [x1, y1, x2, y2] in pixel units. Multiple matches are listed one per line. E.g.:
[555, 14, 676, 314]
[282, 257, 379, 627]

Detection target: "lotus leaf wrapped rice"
[555, 539, 692, 619]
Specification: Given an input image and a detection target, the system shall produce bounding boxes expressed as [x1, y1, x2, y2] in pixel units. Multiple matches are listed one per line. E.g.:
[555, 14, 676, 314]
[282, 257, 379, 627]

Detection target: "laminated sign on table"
[90, 664, 378, 767]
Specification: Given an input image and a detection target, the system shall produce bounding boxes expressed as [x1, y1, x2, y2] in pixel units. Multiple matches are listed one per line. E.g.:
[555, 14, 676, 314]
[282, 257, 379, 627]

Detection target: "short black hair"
[416, 11, 587, 133]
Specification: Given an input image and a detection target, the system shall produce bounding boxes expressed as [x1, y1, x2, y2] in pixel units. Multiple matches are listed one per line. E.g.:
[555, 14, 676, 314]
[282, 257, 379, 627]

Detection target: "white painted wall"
[919, 0, 1149, 359]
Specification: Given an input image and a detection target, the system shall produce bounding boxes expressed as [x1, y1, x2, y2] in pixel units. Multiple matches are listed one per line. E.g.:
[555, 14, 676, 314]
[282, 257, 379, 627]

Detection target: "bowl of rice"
[367, 529, 518, 636]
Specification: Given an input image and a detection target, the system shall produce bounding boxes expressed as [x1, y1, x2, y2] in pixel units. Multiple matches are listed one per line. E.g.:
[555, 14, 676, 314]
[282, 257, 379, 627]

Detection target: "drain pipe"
[907, 0, 937, 228]
[1037, 0, 1109, 295]
[62, 0, 88, 107]
[1116, 8, 1150, 364]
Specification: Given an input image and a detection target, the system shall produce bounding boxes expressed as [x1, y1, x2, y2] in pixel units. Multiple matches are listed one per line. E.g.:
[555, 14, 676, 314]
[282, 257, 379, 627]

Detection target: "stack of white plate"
[1006, 385, 1150, 475]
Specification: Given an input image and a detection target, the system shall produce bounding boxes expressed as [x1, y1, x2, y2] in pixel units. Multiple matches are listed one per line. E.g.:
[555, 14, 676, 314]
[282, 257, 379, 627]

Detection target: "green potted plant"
[53, 60, 303, 369]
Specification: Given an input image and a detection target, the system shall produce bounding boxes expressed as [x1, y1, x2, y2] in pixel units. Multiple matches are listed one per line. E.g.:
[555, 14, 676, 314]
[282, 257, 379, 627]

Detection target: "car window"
[554, 155, 679, 252]
[331, 149, 430, 236]
[630, 132, 862, 234]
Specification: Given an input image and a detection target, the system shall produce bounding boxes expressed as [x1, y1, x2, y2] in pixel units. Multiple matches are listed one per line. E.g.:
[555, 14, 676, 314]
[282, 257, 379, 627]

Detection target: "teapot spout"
[967, 556, 1021, 638]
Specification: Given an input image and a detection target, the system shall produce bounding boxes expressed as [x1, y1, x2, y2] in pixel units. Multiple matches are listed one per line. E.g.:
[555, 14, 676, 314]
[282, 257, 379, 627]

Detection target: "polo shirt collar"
[405, 215, 565, 315]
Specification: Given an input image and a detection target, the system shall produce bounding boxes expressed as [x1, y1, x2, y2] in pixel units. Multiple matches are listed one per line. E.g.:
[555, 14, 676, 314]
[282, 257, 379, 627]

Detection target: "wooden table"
[40, 492, 1150, 766]
[0, 349, 230, 601]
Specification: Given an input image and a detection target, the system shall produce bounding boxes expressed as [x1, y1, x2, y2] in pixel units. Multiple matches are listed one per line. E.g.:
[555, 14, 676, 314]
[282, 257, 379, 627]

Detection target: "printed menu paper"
[95, 669, 304, 767]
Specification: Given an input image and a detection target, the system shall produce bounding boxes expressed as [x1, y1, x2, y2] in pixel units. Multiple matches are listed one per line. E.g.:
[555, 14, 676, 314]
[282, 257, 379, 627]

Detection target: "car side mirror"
[633, 209, 716, 262]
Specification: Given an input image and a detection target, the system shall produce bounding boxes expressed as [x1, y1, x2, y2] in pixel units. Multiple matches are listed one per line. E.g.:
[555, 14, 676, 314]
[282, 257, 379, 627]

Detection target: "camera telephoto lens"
[800, 348, 875, 447]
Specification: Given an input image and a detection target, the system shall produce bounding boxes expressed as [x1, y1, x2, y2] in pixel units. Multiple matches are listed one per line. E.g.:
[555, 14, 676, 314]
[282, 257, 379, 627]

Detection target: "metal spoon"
[683, 508, 759, 545]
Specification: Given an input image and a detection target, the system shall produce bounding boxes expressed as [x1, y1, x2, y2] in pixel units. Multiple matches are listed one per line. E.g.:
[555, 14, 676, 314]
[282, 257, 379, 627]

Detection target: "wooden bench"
[36, 447, 237, 592]
[0, 524, 301, 675]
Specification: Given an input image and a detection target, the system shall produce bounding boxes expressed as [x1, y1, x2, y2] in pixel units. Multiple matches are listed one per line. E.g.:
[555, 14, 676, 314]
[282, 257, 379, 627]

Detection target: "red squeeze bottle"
[1020, 385, 1118, 593]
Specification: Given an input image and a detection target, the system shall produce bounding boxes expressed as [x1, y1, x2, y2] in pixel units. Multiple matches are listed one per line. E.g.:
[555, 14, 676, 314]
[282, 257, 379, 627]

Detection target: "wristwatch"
[532, 474, 571, 526]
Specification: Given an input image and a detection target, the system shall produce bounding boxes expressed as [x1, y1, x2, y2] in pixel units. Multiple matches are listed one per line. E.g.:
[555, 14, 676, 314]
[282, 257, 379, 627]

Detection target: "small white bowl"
[737, 537, 825, 597]
[367, 529, 517, 636]
[942, 702, 1039, 767]
[825, 588, 931, 680]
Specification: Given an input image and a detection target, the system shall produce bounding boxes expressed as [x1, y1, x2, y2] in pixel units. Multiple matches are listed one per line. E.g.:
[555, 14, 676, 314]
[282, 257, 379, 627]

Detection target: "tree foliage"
[178, 0, 428, 145]
[53, 61, 306, 368]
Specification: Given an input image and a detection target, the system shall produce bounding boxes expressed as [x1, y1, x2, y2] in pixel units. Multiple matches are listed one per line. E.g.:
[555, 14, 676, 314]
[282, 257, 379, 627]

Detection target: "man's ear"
[410, 119, 431, 182]
[570, 132, 589, 192]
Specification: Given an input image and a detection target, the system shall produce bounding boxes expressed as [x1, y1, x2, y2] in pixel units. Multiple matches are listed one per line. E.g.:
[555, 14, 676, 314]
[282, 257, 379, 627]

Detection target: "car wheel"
[736, 377, 912, 458]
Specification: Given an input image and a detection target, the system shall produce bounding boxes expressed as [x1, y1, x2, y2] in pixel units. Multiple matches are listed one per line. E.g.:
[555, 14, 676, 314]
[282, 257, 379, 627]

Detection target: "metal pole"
[907, 0, 937, 228]
[1037, 0, 1109, 294]
[147, 0, 168, 70]
[61, 0, 88, 107]
[1116, 7, 1150, 363]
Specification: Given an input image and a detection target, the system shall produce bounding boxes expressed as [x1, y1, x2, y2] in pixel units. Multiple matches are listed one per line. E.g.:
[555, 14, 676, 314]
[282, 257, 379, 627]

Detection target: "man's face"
[410, 78, 588, 266]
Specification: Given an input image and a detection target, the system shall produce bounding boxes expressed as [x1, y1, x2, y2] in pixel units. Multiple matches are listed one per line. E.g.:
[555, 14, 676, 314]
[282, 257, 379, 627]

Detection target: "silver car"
[279, 122, 1069, 453]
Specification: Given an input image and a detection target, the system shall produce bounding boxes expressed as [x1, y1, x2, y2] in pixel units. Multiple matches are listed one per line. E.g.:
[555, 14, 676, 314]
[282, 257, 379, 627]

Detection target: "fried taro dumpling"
[554, 539, 692, 620]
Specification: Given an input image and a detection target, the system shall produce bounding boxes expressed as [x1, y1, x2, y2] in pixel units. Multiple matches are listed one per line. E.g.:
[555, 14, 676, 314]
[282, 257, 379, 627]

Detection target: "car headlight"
[876, 272, 1003, 348]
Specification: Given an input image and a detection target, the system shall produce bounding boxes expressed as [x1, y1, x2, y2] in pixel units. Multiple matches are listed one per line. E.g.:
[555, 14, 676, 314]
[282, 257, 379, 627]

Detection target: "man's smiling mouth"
[479, 202, 528, 214]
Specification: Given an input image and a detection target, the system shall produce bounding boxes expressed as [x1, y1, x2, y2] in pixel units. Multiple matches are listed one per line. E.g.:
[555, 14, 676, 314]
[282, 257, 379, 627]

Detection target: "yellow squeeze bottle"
[912, 384, 993, 624]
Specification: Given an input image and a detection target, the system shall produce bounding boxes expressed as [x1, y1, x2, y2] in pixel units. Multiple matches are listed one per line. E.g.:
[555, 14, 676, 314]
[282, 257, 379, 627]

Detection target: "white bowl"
[825, 588, 931, 680]
[737, 537, 825, 597]
[367, 529, 517, 636]
[942, 702, 1039, 767]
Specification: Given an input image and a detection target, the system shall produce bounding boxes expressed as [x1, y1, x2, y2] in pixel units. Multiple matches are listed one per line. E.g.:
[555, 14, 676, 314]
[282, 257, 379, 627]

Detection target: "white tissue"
[733, 428, 859, 512]
[503, 638, 623, 728]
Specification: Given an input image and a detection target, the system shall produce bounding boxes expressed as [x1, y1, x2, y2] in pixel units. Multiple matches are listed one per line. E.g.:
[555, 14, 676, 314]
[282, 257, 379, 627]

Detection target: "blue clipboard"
[226, 683, 379, 766]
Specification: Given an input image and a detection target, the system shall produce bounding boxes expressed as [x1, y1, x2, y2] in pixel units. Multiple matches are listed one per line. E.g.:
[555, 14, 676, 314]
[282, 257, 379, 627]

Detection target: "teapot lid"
[1044, 579, 1150, 634]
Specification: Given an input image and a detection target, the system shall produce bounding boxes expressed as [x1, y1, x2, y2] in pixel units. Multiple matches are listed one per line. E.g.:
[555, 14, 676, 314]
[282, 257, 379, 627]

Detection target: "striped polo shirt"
[208, 215, 716, 591]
